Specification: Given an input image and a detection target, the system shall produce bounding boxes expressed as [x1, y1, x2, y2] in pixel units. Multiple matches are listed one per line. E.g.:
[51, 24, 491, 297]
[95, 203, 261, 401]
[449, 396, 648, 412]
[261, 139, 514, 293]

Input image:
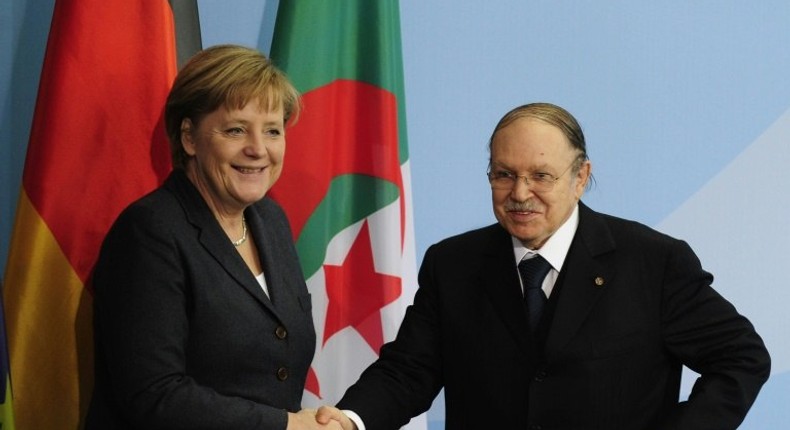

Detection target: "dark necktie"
[518, 255, 552, 332]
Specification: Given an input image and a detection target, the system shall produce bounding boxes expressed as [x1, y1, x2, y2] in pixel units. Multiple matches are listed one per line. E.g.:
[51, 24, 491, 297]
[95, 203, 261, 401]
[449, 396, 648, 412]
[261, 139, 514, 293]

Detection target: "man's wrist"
[342, 409, 364, 430]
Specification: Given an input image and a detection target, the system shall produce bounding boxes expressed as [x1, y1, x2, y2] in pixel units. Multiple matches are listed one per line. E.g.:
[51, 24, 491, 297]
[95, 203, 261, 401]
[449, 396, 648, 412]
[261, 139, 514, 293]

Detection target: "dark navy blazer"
[86, 170, 315, 430]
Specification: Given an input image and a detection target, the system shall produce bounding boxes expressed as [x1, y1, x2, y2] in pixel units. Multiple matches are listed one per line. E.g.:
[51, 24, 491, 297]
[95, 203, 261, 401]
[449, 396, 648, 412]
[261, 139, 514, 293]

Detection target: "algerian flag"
[269, 2, 426, 428]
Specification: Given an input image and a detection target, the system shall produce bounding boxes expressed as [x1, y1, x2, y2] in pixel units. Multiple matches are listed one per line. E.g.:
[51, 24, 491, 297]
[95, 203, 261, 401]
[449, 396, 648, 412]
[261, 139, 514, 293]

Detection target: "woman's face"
[182, 99, 285, 216]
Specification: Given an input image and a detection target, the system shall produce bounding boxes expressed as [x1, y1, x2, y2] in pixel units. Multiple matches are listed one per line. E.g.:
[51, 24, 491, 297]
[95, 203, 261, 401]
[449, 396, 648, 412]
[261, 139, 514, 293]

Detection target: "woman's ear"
[181, 118, 196, 156]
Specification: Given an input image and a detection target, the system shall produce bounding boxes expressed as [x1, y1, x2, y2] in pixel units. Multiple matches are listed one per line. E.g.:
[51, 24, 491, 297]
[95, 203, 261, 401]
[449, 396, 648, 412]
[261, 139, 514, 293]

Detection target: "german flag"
[2, 1, 178, 428]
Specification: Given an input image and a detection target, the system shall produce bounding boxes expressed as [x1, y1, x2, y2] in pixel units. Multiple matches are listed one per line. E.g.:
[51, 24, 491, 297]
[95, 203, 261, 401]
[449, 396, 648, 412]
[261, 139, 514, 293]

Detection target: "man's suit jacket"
[337, 202, 770, 430]
[86, 170, 315, 430]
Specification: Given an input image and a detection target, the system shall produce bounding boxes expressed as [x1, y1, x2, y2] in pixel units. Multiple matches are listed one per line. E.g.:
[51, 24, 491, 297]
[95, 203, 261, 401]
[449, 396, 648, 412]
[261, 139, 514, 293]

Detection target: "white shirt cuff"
[342, 409, 366, 430]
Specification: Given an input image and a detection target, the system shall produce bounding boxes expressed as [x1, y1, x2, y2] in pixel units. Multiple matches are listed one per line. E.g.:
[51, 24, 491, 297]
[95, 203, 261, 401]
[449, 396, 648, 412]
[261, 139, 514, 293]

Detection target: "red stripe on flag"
[22, 0, 176, 285]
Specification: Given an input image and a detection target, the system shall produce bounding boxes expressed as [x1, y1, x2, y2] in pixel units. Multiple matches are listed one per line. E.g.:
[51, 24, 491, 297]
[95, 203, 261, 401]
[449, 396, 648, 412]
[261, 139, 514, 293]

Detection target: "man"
[318, 102, 770, 429]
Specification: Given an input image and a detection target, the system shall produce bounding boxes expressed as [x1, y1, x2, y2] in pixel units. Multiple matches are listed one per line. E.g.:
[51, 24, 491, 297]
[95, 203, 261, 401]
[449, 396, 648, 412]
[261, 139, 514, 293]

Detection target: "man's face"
[490, 118, 591, 249]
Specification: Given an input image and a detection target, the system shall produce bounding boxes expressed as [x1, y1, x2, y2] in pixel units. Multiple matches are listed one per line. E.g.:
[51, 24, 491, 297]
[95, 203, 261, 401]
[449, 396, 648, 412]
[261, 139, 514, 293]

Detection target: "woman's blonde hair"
[164, 44, 301, 169]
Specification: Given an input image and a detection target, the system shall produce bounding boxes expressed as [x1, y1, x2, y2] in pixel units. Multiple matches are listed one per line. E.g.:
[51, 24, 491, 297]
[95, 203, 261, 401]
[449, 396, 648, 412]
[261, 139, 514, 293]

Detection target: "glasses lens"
[487, 172, 555, 192]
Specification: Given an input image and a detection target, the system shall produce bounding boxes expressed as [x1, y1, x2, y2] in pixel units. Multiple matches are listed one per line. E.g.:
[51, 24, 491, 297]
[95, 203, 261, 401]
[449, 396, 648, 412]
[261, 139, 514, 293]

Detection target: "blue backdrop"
[2, 1, 787, 428]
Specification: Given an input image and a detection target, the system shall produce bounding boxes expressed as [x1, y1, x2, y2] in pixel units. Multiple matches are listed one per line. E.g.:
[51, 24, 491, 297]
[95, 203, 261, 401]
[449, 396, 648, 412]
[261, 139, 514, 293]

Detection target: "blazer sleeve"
[92, 203, 288, 430]
[658, 238, 770, 429]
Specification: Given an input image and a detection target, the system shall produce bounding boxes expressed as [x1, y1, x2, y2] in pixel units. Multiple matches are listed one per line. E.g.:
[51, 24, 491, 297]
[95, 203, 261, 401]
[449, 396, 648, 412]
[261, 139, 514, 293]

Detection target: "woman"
[86, 45, 333, 430]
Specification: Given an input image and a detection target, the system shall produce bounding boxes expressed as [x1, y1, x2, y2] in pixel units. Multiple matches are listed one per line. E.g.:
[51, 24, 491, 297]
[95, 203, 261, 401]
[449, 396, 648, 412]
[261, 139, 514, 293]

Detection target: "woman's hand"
[316, 406, 357, 430]
[286, 408, 345, 430]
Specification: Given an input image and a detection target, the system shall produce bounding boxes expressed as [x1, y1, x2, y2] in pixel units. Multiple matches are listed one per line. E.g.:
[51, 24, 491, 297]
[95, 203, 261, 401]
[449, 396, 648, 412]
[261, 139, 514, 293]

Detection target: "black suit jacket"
[337, 202, 770, 430]
[86, 170, 315, 430]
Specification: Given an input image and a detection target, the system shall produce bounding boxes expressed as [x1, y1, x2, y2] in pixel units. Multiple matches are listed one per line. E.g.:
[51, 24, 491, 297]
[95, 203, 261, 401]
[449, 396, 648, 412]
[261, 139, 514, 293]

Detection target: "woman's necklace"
[232, 216, 248, 247]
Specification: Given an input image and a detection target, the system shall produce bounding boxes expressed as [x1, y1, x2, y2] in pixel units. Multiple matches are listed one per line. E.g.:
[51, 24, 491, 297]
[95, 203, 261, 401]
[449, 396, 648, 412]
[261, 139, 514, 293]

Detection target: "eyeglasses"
[487, 158, 579, 192]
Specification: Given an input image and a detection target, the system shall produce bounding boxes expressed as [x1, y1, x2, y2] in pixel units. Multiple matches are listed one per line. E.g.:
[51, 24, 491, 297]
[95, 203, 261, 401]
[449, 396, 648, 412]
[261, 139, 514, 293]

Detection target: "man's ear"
[181, 118, 196, 156]
[574, 159, 592, 198]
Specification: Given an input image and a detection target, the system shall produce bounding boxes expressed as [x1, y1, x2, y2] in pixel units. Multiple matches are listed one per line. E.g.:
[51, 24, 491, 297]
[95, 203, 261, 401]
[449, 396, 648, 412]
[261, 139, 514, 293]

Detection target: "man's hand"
[316, 406, 357, 430]
[287, 408, 343, 430]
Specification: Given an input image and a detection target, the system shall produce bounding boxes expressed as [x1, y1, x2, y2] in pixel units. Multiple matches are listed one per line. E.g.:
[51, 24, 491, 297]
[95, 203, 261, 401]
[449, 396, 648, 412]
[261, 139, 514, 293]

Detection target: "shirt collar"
[512, 203, 579, 272]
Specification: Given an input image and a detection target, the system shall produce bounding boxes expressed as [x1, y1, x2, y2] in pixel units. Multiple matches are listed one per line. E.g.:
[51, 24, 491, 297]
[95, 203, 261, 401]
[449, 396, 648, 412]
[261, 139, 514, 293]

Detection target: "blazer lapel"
[246, 204, 293, 311]
[166, 171, 278, 316]
[544, 203, 617, 361]
[196, 213, 278, 315]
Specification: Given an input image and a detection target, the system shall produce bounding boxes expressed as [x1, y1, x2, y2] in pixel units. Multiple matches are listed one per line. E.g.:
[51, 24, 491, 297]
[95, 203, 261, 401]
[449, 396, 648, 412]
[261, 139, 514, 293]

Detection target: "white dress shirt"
[513, 204, 579, 297]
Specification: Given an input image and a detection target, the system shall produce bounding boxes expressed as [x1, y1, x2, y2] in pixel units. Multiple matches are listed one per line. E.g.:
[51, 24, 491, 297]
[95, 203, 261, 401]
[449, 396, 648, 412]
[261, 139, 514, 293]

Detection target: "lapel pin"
[594, 276, 605, 286]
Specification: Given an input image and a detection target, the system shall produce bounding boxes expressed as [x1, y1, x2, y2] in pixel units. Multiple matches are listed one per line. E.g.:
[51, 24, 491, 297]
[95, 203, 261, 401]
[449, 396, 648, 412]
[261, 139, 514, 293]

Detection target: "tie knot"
[518, 255, 552, 291]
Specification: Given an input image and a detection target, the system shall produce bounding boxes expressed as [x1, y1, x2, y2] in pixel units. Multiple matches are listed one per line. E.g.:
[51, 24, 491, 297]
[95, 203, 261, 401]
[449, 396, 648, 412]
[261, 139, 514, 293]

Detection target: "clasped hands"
[287, 406, 356, 430]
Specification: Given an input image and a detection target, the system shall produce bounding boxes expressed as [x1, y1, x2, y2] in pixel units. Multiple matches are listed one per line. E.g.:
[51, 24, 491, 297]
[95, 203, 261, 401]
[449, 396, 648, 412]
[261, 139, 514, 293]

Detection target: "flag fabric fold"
[269, 2, 426, 428]
[2, 1, 177, 428]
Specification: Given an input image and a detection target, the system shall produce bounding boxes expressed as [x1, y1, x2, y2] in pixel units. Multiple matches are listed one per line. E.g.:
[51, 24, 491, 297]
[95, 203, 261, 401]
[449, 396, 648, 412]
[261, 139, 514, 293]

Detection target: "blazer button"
[275, 326, 288, 340]
[534, 370, 547, 382]
[277, 367, 289, 381]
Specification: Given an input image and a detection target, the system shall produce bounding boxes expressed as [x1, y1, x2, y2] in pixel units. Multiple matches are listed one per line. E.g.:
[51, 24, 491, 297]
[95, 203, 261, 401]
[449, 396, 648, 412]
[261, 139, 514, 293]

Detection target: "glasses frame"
[487, 156, 582, 192]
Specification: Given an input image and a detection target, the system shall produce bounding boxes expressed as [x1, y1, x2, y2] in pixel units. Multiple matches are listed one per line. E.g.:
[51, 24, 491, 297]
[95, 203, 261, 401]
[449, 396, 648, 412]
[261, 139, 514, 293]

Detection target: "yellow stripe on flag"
[3, 190, 93, 430]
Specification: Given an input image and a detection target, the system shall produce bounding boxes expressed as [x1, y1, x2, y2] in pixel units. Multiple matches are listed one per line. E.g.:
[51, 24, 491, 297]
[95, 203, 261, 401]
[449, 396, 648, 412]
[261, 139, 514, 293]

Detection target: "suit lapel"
[479, 225, 533, 355]
[544, 203, 616, 361]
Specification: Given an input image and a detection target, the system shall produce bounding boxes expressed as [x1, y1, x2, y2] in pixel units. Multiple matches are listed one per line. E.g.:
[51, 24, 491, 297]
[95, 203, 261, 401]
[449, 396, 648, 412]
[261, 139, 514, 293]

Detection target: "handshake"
[287, 406, 358, 430]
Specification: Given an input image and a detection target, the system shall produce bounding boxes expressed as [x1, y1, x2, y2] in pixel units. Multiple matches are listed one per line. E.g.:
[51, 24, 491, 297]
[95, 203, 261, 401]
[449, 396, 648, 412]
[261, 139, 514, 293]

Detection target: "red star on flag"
[322, 220, 402, 353]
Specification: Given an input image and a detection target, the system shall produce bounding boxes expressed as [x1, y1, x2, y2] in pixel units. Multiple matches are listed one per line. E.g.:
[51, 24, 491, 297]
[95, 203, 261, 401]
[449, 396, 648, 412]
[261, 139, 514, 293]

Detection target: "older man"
[319, 102, 770, 430]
